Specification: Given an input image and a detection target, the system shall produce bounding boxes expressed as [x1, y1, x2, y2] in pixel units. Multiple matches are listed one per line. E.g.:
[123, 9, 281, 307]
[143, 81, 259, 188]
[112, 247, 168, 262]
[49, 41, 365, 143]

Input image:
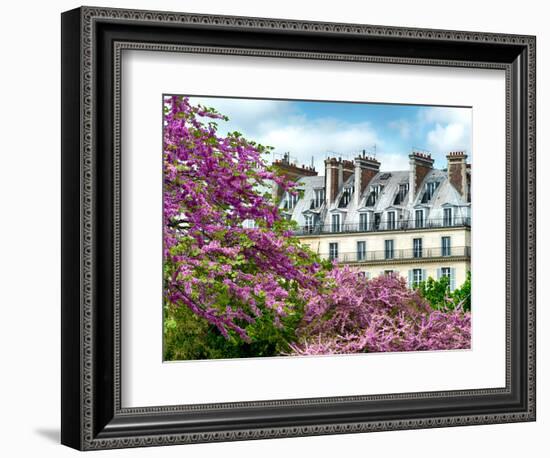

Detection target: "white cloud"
[388, 119, 412, 140]
[418, 106, 472, 126]
[190, 96, 381, 173]
[426, 123, 469, 154]
[418, 106, 472, 160]
[376, 153, 410, 172]
[258, 117, 380, 171]
[191, 97, 294, 130]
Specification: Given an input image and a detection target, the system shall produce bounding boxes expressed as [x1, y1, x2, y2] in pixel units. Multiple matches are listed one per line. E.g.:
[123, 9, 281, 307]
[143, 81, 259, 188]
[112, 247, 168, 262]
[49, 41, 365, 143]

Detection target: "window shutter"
[407, 270, 413, 288]
[422, 269, 427, 282]
[451, 268, 456, 291]
[436, 268, 442, 280]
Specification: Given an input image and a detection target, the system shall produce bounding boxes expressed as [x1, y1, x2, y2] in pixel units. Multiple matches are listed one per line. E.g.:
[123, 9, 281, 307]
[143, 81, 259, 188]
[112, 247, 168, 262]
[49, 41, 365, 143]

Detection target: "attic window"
[282, 191, 299, 209]
[313, 188, 325, 208]
[365, 184, 383, 207]
[339, 186, 353, 207]
[379, 173, 392, 180]
[393, 183, 409, 205]
[421, 181, 439, 203]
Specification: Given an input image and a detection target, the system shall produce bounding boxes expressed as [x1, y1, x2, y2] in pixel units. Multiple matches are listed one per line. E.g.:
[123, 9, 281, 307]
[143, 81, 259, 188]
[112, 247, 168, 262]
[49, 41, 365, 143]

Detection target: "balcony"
[323, 246, 470, 264]
[293, 216, 471, 236]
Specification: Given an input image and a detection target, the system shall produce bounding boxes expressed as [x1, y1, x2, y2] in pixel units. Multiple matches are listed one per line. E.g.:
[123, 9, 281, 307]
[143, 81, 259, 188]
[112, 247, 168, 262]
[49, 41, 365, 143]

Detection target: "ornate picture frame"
[61, 6, 536, 450]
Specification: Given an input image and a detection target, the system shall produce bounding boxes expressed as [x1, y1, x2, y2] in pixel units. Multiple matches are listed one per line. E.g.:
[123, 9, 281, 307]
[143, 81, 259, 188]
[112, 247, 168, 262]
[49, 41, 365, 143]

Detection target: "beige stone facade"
[299, 225, 470, 289]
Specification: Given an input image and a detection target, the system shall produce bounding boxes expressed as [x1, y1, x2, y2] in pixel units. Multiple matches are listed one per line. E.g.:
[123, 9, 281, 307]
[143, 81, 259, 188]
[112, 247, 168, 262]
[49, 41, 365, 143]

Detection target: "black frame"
[61, 6, 536, 450]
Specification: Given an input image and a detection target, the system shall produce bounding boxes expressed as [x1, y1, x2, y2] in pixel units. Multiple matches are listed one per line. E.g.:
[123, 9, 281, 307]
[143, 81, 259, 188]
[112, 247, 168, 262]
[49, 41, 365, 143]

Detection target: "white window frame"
[440, 267, 456, 291]
[359, 212, 368, 231]
[387, 211, 396, 230]
[413, 238, 423, 258]
[313, 188, 324, 208]
[357, 241, 366, 261]
[441, 236, 451, 256]
[443, 207, 453, 226]
[415, 209, 424, 228]
[304, 215, 314, 233]
[384, 239, 394, 259]
[331, 213, 341, 233]
[413, 268, 423, 286]
[329, 242, 339, 261]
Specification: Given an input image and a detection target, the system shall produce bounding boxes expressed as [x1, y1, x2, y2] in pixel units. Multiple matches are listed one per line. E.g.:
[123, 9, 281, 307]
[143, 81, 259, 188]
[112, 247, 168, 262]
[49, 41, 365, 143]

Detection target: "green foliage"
[452, 271, 471, 312]
[415, 271, 471, 312]
[163, 293, 306, 361]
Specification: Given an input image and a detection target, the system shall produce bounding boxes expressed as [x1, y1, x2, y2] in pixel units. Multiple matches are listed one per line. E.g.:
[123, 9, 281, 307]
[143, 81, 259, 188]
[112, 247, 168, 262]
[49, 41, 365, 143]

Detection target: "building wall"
[299, 227, 471, 288]
[300, 227, 470, 256]
[353, 260, 470, 288]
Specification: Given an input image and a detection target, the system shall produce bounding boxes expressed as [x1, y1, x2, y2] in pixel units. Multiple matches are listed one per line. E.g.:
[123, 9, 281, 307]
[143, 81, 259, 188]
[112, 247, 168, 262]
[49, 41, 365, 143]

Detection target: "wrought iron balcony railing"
[295, 216, 471, 236]
[322, 245, 470, 263]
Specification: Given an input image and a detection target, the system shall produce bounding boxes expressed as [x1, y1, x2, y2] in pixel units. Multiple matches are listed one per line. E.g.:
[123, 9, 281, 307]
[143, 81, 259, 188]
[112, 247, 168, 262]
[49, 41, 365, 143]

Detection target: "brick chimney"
[271, 152, 317, 202]
[446, 151, 468, 200]
[354, 153, 381, 206]
[408, 151, 434, 204]
[341, 159, 354, 185]
[324, 157, 339, 206]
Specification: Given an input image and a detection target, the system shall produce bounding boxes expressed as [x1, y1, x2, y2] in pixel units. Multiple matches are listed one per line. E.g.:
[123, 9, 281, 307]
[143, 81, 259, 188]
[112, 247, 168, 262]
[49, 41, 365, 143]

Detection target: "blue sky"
[186, 96, 472, 173]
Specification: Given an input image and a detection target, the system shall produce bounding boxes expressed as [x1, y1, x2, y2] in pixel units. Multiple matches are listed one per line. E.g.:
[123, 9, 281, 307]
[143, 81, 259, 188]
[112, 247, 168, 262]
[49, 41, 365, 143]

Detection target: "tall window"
[331, 214, 341, 232]
[440, 267, 455, 291]
[329, 242, 339, 261]
[384, 240, 394, 260]
[413, 238, 423, 258]
[394, 183, 408, 205]
[359, 213, 368, 231]
[283, 191, 298, 209]
[387, 211, 396, 230]
[374, 213, 381, 230]
[304, 215, 314, 233]
[412, 268, 423, 287]
[415, 209, 424, 228]
[441, 236, 451, 256]
[357, 241, 366, 261]
[443, 207, 453, 226]
[313, 189, 325, 208]
[340, 187, 353, 206]
[424, 181, 438, 202]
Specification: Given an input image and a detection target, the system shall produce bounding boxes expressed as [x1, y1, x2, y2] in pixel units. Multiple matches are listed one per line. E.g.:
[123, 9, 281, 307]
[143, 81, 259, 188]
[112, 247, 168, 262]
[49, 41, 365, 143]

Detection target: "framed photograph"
[61, 6, 536, 450]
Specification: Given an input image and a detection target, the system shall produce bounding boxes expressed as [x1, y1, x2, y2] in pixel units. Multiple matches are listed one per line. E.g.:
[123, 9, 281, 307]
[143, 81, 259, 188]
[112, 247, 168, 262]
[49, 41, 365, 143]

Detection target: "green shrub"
[415, 271, 471, 312]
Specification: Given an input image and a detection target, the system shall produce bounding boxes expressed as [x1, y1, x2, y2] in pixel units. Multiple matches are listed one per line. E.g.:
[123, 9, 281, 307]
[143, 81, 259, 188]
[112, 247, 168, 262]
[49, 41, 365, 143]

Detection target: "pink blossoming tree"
[163, 96, 322, 358]
[290, 267, 471, 355]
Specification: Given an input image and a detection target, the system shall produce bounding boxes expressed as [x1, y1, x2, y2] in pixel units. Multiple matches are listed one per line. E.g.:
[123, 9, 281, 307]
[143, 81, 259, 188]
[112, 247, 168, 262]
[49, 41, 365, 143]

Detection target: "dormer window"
[313, 188, 325, 208]
[365, 184, 383, 207]
[283, 191, 298, 210]
[339, 186, 353, 207]
[394, 183, 409, 205]
[421, 181, 439, 203]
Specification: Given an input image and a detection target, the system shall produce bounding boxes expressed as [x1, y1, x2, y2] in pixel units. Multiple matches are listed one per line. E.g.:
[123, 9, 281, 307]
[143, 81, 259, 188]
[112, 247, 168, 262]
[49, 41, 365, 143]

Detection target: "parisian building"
[272, 150, 471, 290]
